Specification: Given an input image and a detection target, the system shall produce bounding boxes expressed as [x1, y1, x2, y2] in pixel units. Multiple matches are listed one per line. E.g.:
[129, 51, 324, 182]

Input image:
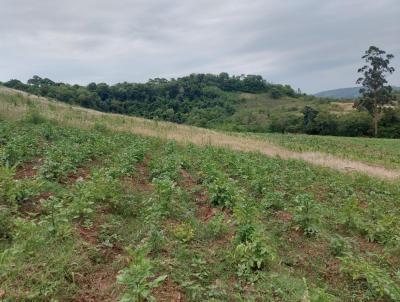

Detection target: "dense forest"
[2, 74, 400, 138]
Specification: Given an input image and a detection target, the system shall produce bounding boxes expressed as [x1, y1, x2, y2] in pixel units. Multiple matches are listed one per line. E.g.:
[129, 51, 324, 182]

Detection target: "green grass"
[1, 115, 400, 301]
[256, 132, 400, 169]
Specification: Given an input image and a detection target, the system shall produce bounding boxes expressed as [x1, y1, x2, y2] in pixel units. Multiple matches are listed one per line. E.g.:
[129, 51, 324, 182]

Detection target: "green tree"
[355, 46, 395, 137]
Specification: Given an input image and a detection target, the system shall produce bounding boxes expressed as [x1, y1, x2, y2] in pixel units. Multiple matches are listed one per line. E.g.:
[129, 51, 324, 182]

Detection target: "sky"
[0, 0, 399, 93]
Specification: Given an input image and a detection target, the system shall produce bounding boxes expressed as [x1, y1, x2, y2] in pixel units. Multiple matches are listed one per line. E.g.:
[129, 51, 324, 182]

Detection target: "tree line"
[3, 73, 298, 127]
[1, 52, 399, 138]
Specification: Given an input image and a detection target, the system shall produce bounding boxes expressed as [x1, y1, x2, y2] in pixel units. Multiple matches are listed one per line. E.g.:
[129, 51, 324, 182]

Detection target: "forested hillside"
[2, 74, 400, 137]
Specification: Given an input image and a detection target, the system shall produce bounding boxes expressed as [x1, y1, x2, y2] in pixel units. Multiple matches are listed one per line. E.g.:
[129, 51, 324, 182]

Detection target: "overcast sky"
[0, 0, 399, 93]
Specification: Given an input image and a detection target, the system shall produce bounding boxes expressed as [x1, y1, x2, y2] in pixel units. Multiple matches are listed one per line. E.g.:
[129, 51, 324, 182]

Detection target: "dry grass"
[1, 86, 399, 180]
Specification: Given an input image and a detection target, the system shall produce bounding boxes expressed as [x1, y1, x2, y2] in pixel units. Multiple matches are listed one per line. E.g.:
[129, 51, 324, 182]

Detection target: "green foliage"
[293, 194, 320, 236]
[145, 177, 178, 222]
[117, 245, 167, 302]
[2, 119, 400, 301]
[356, 46, 396, 136]
[202, 213, 229, 240]
[329, 235, 349, 256]
[208, 177, 239, 209]
[0, 206, 14, 240]
[340, 255, 400, 301]
[172, 222, 195, 243]
[25, 109, 46, 124]
[0, 166, 16, 207]
[262, 191, 286, 210]
[233, 231, 277, 278]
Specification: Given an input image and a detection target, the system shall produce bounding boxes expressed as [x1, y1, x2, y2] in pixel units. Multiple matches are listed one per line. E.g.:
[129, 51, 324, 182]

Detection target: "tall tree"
[355, 46, 395, 137]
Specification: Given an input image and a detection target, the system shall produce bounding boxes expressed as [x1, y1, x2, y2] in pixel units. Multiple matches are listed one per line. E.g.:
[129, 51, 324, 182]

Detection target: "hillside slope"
[1, 87, 400, 301]
[0, 87, 398, 178]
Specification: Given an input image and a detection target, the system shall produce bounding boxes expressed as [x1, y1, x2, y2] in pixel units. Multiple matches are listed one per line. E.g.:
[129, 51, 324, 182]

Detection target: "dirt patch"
[153, 278, 186, 302]
[65, 166, 91, 183]
[356, 236, 383, 254]
[74, 213, 125, 301]
[274, 210, 293, 223]
[179, 169, 196, 189]
[78, 225, 98, 245]
[128, 155, 154, 191]
[15, 160, 39, 179]
[196, 203, 217, 222]
[323, 258, 346, 288]
[19, 192, 52, 216]
[73, 268, 121, 302]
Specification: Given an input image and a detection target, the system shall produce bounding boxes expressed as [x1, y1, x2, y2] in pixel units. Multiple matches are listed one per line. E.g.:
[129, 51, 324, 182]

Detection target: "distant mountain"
[315, 86, 400, 99]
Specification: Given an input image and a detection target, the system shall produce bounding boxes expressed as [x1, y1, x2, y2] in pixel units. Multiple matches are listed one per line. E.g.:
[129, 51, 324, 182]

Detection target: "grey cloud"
[0, 0, 399, 93]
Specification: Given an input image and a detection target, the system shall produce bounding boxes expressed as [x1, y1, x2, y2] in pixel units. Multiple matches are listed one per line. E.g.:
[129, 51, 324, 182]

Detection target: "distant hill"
[315, 86, 400, 99]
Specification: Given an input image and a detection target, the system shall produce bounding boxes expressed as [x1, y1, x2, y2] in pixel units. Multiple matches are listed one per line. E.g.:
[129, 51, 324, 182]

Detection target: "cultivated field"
[1, 88, 400, 301]
[0, 87, 399, 179]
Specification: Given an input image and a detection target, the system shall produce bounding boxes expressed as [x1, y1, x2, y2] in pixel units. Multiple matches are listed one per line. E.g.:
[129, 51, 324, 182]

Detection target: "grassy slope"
[219, 92, 354, 131]
[1, 113, 400, 301]
[2, 87, 398, 179]
[255, 132, 400, 170]
[0, 87, 400, 301]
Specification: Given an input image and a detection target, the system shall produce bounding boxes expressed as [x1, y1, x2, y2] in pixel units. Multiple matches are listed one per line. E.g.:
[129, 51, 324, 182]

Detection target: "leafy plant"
[340, 255, 400, 301]
[233, 232, 277, 278]
[172, 222, 195, 243]
[329, 235, 349, 256]
[293, 194, 320, 236]
[262, 191, 286, 211]
[208, 177, 238, 209]
[117, 245, 167, 302]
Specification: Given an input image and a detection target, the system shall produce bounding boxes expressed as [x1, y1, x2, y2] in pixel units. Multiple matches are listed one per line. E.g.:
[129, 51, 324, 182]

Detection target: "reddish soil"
[65, 167, 91, 183]
[356, 235, 383, 254]
[179, 169, 219, 222]
[153, 278, 186, 302]
[128, 155, 154, 191]
[196, 203, 217, 222]
[15, 161, 39, 179]
[74, 212, 125, 301]
[78, 225, 98, 245]
[73, 268, 121, 302]
[323, 258, 343, 284]
[19, 192, 52, 216]
[179, 169, 196, 189]
[274, 210, 293, 223]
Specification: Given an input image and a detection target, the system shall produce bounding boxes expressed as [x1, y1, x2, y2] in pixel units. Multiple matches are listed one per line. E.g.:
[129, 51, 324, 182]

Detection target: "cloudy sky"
[1, 0, 399, 93]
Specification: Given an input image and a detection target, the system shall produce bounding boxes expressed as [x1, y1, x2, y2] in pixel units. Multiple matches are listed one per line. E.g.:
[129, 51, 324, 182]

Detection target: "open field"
[0, 87, 400, 301]
[0, 87, 399, 180]
[255, 132, 400, 170]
